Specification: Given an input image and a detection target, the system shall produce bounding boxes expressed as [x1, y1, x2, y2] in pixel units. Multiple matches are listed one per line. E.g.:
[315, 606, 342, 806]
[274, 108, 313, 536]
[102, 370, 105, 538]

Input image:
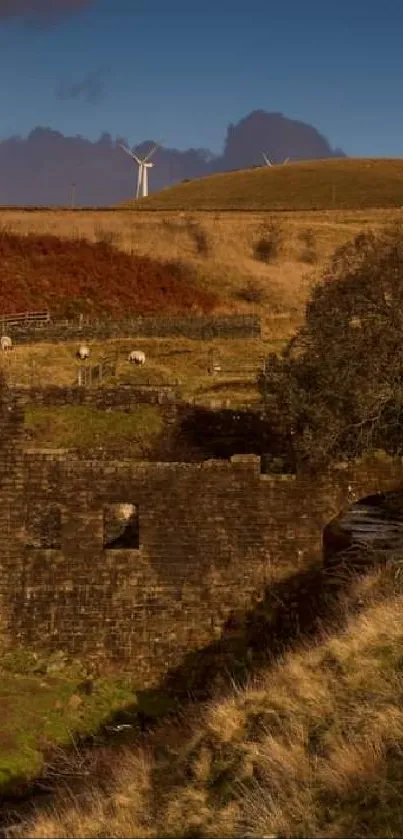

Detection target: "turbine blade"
[120, 143, 133, 157]
[144, 143, 159, 162]
[120, 144, 141, 165]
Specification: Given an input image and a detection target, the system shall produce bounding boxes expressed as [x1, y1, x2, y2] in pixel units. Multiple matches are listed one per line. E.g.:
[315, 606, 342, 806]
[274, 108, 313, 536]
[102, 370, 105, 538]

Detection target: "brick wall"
[1, 392, 402, 688]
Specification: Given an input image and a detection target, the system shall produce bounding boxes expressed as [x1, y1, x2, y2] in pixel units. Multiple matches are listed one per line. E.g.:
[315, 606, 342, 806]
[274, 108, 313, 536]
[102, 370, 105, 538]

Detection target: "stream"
[323, 491, 403, 561]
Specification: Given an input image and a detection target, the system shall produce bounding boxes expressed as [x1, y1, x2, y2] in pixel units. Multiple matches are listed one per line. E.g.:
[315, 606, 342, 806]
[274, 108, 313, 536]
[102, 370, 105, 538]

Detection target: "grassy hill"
[128, 158, 403, 211]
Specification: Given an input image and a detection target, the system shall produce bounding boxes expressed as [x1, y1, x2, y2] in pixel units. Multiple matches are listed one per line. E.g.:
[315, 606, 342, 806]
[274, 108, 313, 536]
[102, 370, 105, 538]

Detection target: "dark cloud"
[0, 1, 93, 24]
[55, 68, 108, 105]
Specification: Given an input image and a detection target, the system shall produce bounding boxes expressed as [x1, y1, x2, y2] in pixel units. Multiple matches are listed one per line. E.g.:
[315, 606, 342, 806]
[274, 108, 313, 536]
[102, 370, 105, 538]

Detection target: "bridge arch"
[321, 454, 403, 565]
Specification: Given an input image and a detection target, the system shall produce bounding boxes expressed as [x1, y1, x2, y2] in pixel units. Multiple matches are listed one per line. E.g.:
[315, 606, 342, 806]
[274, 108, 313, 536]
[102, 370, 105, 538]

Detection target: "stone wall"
[13, 384, 180, 409]
[14, 384, 263, 423]
[1, 386, 403, 688]
[4, 314, 261, 344]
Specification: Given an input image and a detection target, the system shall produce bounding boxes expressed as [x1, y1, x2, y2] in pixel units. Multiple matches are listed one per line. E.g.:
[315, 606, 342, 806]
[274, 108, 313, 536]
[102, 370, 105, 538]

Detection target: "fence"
[77, 353, 117, 387]
[0, 310, 51, 332]
[0, 313, 261, 344]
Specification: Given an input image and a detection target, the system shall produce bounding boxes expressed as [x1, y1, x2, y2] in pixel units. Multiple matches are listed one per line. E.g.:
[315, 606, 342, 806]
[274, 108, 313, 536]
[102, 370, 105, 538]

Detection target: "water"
[324, 494, 403, 559]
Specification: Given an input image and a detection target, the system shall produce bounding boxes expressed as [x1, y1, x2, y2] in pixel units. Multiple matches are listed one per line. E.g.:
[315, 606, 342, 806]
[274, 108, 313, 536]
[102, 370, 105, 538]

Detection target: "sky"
[1, 0, 403, 156]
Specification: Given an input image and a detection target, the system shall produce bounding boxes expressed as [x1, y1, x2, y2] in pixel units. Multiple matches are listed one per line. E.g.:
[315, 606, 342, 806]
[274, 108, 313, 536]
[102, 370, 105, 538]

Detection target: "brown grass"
[10, 560, 403, 838]
[0, 230, 219, 320]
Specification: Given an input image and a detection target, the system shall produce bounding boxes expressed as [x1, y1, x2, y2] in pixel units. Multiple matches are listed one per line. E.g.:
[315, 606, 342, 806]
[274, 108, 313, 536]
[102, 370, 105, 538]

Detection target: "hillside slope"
[13, 558, 403, 838]
[130, 158, 403, 211]
[2, 207, 402, 337]
[0, 231, 219, 319]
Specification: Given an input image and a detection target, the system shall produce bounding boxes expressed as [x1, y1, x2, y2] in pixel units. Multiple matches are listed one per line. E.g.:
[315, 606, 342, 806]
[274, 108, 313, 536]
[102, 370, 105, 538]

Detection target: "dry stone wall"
[4, 314, 261, 344]
[13, 384, 179, 409]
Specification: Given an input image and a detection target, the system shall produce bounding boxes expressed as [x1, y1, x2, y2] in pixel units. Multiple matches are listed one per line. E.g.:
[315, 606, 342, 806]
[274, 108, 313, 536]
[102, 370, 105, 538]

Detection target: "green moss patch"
[0, 650, 136, 791]
[23, 404, 164, 456]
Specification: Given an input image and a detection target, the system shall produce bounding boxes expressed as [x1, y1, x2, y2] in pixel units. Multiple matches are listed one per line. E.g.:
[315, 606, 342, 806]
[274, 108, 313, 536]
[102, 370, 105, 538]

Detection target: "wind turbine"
[262, 153, 290, 166]
[119, 142, 159, 199]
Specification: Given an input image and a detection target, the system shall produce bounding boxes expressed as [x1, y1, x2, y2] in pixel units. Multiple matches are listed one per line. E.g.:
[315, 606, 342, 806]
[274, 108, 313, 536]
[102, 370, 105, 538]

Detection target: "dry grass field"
[10, 559, 403, 838]
[0, 204, 401, 336]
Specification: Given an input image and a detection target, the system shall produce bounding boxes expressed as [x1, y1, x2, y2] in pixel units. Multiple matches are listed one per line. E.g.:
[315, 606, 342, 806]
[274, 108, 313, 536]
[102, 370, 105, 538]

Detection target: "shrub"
[253, 221, 283, 263]
[235, 281, 267, 304]
[298, 227, 316, 249]
[298, 227, 317, 263]
[186, 219, 210, 257]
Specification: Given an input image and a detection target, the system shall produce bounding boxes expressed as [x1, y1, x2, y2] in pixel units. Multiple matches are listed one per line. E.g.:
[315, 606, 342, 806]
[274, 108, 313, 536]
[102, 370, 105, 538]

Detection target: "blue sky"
[1, 0, 403, 156]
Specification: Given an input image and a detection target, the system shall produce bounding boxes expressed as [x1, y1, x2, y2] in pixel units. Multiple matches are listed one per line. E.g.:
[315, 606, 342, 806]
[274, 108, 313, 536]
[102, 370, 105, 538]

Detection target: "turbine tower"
[119, 142, 159, 199]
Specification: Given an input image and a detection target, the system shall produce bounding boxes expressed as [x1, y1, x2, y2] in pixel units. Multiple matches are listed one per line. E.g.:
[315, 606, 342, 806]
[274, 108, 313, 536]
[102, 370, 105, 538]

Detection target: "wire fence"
[76, 354, 117, 387]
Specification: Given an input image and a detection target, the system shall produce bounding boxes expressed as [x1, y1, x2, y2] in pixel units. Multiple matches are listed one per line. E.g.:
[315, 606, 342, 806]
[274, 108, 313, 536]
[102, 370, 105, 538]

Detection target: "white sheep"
[1, 336, 12, 352]
[128, 350, 146, 366]
[77, 344, 90, 361]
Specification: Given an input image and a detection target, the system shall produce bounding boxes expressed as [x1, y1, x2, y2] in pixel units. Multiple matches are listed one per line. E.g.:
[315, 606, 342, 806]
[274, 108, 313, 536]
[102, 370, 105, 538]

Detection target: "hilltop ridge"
[130, 157, 403, 211]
